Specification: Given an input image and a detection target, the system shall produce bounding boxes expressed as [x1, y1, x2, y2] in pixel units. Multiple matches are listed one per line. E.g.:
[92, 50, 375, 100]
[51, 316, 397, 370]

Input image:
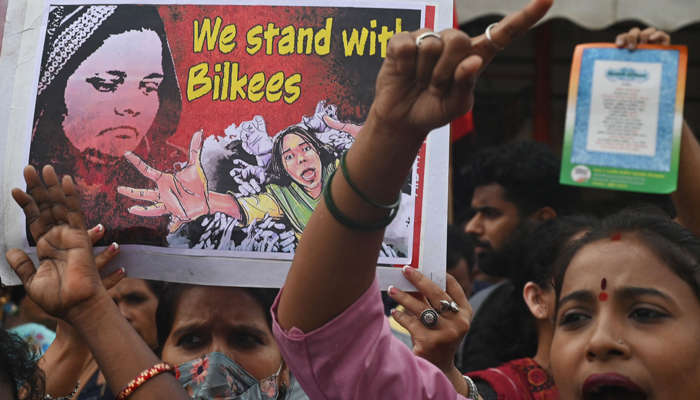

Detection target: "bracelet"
[44, 381, 80, 400]
[323, 168, 399, 231]
[463, 375, 480, 400]
[340, 151, 401, 210]
[116, 362, 175, 400]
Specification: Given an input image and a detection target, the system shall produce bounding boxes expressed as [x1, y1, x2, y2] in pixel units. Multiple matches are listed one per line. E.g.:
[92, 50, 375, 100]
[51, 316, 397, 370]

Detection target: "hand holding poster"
[1, 0, 452, 289]
[560, 43, 688, 193]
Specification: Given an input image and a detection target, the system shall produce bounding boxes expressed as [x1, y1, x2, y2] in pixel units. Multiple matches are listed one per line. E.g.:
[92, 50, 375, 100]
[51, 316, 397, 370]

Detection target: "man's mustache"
[471, 237, 493, 252]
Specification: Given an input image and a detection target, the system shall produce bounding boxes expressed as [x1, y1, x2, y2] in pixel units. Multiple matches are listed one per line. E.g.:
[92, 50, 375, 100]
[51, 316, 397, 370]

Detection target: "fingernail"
[109, 242, 119, 252]
[388, 285, 398, 295]
[615, 38, 624, 46]
[402, 265, 414, 276]
[93, 224, 104, 233]
[628, 43, 636, 50]
[117, 267, 126, 275]
[390, 308, 398, 316]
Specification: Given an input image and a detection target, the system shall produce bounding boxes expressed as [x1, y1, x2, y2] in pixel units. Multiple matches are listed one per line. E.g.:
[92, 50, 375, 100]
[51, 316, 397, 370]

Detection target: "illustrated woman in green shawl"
[118, 122, 357, 238]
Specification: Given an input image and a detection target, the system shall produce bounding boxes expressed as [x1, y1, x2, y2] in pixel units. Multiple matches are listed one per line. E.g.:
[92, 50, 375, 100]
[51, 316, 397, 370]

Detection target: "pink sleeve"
[271, 277, 468, 400]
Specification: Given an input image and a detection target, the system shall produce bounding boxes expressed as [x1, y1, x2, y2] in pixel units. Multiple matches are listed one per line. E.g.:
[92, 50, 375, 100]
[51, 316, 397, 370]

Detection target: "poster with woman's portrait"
[1, 0, 452, 289]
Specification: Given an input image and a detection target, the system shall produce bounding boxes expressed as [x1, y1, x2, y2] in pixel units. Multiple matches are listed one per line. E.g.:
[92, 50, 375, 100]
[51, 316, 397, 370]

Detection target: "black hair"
[554, 207, 700, 309]
[446, 225, 475, 271]
[155, 284, 280, 354]
[0, 330, 45, 400]
[30, 5, 181, 170]
[267, 125, 337, 187]
[144, 280, 166, 299]
[477, 215, 599, 362]
[462, 141, 580, 217]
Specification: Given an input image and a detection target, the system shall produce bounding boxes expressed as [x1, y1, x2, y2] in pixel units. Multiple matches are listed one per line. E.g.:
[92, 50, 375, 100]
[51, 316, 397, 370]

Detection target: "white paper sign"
[587, 60, 663, 157]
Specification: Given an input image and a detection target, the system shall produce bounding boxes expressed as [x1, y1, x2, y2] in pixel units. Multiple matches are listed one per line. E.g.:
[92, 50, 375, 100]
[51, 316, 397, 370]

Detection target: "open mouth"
[301, 168, 316, 182]
[97, 126, 139, 139]
[582, 374, 646, 400]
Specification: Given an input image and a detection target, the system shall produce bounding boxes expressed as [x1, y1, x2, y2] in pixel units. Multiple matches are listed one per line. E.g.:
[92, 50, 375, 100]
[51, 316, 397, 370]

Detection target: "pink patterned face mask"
[176, 352, 283, 400]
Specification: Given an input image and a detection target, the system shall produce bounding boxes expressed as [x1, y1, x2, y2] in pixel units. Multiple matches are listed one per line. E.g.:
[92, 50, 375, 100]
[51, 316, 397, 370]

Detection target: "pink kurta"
[272, 277, 468, 400]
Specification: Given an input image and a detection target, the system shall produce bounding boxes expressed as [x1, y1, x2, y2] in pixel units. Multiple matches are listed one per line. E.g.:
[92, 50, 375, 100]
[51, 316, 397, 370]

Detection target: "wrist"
[445, 366, 470, 397]
[65, 291, 118, 336]
[365, 107, 428, 150]
[209, 192, 241, 217]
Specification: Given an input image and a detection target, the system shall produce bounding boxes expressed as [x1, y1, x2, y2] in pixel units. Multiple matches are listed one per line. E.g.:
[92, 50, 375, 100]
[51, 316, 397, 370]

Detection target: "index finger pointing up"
[124, 151, 163, 182]
[474, 0, 552, 60]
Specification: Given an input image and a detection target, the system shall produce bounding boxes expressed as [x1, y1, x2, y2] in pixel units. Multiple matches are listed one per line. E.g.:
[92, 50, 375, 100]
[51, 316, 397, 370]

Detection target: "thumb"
[6, 249, 37, 287]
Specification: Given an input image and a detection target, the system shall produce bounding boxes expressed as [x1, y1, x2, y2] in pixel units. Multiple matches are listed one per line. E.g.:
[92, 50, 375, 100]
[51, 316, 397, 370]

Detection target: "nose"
[464, 213, 484, 237]
[584, 316, 631, 362]
[116, 302, 133, 323]
[113, 82, 142, 117]
[297, 153, 306, 164]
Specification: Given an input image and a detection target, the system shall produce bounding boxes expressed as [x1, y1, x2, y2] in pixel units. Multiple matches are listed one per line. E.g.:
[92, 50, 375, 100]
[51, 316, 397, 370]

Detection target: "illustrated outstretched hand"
[118, 130, 210, 233]
[388, 267, 472, 378]
[5, 166, 112, 322]
[371, 0, 552, 137]
[615, 26, 670, 49]
[230, 159, 265, 197]
[239, 116, 273, 158]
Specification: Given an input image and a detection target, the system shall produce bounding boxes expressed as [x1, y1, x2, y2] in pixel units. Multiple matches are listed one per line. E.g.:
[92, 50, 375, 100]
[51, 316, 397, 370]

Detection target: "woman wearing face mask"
[29, 5, 183, 246]
[154, 284, 308, 399]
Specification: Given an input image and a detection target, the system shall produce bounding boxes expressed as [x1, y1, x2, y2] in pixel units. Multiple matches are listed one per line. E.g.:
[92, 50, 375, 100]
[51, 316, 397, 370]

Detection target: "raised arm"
[6, 166, 190, 400]
[39, 225, 124, 398]
[614, 28, 700, 235]
[277, 0, 553, 334]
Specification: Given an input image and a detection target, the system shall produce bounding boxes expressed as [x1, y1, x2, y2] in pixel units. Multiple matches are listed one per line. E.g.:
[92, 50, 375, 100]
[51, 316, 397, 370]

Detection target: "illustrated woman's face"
[62, 29, 163, 158]
[161, 286, 283, 382]
[282, 133, 322, 190]
[551, 238, 700, 400]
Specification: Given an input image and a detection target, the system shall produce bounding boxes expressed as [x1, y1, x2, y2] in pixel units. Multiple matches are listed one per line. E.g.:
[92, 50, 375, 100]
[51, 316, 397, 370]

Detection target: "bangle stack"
[463, 375, 480, 400]
[116, 362, 175, 400]
[323, 152, 401, 231]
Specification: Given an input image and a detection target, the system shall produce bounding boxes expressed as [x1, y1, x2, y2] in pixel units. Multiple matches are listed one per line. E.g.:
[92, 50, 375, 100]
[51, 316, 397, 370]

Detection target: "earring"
[618, 340, 624, 344]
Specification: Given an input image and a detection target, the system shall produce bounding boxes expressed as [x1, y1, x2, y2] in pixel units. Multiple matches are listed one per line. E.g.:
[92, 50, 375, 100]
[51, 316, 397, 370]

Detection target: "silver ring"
[439, 300, 451, 312]
[450, 301, 459, 313]
[415, 32, 442, 48]
[485, 23, 503, 51]
[420, 309, 439, 328]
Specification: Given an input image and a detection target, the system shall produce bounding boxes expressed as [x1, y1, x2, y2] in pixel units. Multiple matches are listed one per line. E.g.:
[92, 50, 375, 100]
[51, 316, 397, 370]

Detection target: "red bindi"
[611, 232, 622, 241]
[599, 278, 608, 301]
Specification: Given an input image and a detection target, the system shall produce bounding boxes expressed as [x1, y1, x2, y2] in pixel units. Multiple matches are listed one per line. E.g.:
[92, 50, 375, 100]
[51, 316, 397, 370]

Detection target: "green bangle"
[340, 151, 401, 210]
[323, 168, 399, 231]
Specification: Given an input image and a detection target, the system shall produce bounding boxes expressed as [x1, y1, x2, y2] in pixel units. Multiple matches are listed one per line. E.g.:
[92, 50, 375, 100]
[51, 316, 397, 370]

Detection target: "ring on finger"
[420, 309, 439, 328]
[485, 23, 503, 51]
[439, 300, 459, 313]
[415, 31, 442, 48]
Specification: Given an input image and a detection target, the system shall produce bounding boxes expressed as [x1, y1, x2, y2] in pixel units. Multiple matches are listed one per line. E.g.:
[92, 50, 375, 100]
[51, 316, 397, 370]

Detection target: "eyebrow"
[143, 73, 164, 80]
[615, 286, 676, 304]
[170, 322, 270, 340]
[558, 290, 595, 308]
[106, 70, 127, 79]
[473, 206, 500, 215]
[282, 141, 310, 155]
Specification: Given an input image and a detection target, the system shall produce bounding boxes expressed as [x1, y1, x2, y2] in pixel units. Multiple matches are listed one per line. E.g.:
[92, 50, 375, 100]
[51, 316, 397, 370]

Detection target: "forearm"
[278, 113, 425, 333]
[208, 191, 243, 220]
[672, 121, 700, 236]
[39, 321, 91, 397]
[69, 293, 189, 400]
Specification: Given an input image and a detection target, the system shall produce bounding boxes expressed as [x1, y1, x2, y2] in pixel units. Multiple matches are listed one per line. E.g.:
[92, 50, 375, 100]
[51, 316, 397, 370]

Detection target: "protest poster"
[560, 43, 688, 193]
[0, 0, 452, 289]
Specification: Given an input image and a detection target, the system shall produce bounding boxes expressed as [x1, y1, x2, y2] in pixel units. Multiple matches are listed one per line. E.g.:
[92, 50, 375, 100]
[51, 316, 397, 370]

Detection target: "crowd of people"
[3, 0, 700, 399]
